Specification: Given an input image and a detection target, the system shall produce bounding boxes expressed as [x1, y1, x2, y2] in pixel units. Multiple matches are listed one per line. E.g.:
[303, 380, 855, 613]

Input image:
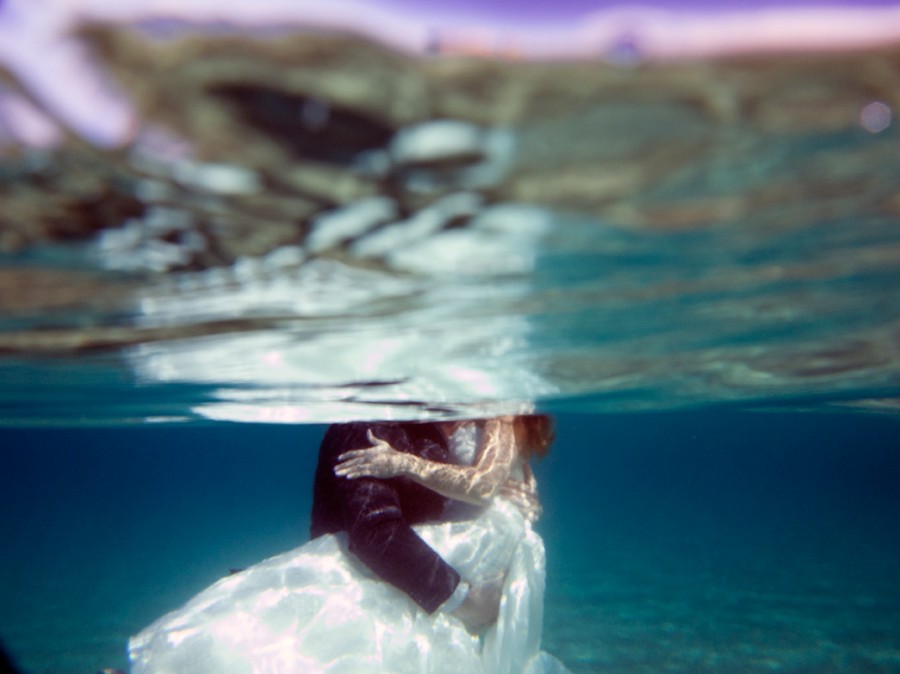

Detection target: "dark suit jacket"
[310, 422, 460, 613]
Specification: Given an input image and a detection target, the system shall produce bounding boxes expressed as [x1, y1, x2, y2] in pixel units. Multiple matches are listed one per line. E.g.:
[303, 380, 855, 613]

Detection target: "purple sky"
[377, 0, 900, 26]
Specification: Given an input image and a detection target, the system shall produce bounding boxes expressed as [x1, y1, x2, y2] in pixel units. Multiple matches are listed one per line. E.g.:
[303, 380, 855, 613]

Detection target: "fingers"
[338, 432, 390, 464]
[367, 429, 385, 445]
[334, 443, 398, 480]
[335, 456, 369, 472]
[334, 431, 398, 480]
[334, 466, 366, 479]
[334, 457, 378, 479]
[366, 430, 393, 450]
[336, 442, 391, 463]
[336, 449, 372, 462]
[334, 450, 379, 478]
[333, 461, 358, 478]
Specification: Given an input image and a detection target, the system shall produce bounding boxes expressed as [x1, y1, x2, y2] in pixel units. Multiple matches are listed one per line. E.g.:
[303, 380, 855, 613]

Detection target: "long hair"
[513, 414, 555, 459]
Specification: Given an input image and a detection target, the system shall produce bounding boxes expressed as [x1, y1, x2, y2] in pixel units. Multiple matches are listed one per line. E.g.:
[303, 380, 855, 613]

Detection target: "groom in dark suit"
[310, 421, 498, 626]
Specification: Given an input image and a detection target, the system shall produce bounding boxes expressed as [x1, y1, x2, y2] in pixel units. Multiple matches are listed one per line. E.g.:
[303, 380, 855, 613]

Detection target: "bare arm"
[335, 418, 516, 506]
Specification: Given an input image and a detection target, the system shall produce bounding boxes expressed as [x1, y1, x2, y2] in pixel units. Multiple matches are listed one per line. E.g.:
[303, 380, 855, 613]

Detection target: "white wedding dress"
[129, 425, 570, 674]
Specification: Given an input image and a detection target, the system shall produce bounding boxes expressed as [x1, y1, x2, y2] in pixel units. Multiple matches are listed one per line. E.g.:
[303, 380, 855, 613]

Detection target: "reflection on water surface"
[1, 12, 900, 423]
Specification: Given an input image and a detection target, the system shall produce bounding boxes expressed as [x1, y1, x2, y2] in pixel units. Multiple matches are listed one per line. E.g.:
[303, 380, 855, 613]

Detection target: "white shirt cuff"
[439, 581, 469, 613]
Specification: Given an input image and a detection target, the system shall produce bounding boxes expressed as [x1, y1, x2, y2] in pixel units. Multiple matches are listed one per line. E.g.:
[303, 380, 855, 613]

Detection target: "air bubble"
[860, 101, 892, 133]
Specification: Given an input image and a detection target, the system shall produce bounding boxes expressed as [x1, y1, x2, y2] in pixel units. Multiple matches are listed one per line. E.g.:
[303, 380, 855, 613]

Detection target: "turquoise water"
[2, 8, 900, 673]
[1, 411, 898, 673]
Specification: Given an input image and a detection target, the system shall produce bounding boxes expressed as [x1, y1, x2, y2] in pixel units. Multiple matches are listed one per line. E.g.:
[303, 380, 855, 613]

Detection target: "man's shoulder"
[322, 421, 448, 458]
[397, 422, 450, 461]
[399, 422, 441, 444]
[322, 422, 416, 452]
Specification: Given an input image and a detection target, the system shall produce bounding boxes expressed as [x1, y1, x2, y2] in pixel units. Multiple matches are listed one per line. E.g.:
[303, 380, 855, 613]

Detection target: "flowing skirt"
[129, 499, 569, 674]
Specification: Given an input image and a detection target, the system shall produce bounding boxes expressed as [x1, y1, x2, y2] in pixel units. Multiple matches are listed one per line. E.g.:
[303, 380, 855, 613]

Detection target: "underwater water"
[0, 411, 898, 673]
[2, 2, 900, 673]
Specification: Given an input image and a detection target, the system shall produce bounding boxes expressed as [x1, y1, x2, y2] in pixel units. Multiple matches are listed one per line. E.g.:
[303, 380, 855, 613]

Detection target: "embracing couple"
[129, 416, 570, 673]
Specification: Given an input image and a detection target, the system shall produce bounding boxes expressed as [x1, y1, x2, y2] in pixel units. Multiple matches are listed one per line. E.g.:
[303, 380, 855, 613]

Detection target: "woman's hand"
[334, 430, 412, 480]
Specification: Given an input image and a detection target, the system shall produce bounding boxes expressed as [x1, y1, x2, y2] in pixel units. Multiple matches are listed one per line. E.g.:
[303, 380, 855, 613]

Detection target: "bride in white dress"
[128, 416, 569, 674]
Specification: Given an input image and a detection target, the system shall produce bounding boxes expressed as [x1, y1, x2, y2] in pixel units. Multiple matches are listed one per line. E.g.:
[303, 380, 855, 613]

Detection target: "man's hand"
[452, 574, 504, 633]
[334, 430, 412, 480]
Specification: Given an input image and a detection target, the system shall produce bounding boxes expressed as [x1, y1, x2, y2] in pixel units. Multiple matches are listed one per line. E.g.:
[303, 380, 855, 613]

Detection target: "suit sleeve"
[341, 424, 461, 614]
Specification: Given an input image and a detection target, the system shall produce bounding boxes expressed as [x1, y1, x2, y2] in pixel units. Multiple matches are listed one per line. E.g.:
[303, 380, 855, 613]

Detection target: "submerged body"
[128, 422, 568, 673]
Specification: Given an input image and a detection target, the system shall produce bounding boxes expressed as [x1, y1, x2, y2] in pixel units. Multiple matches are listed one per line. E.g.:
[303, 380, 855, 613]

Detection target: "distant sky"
[2, 0, 900, 147]
[381, 0, 900, 26]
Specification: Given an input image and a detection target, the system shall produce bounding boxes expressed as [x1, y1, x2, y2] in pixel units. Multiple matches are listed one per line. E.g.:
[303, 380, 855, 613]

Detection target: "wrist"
[403, 454, 426, 479]
[440, 581, 469, 613]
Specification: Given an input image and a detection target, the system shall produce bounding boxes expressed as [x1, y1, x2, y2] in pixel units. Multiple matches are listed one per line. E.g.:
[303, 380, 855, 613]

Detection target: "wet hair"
[513, 414, 555, 459]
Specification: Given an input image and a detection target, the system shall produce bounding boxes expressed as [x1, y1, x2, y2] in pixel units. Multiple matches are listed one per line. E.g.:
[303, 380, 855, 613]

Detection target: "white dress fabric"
[129, 425, 570, 674]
